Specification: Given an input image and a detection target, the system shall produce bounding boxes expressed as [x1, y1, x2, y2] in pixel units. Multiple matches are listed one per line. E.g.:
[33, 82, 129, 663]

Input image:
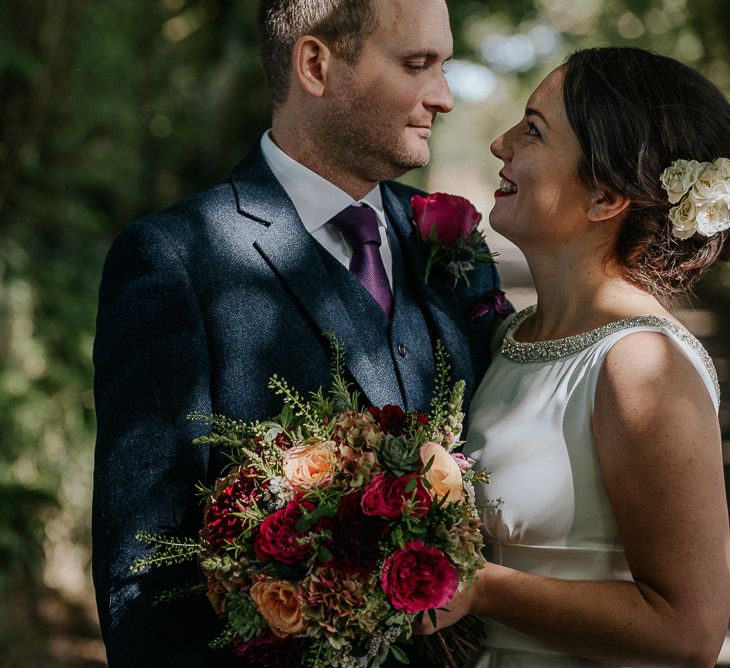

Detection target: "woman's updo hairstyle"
[562, 47, 730, 300]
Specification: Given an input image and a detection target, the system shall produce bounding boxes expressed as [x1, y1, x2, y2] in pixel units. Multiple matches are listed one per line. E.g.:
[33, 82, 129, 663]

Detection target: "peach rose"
[282, 439, 337, 491]
[249, 577, 304, 637]
[419, 442, 465, 504]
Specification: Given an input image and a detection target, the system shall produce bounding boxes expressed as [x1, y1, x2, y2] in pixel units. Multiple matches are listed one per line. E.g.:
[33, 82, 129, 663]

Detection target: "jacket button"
[397, 343, 407, 357]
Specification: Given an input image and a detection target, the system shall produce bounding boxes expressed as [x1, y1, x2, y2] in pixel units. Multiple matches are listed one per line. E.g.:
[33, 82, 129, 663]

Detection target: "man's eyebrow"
[525, 107, 550, 129]
[402, 50, 453, 61]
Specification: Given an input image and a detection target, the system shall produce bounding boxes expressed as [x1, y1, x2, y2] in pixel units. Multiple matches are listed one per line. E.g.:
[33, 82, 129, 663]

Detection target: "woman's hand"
[412, 579, 478, 635]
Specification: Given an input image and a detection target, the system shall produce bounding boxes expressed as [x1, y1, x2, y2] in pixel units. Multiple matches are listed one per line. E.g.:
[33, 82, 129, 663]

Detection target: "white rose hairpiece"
[660, 158, 730, 239]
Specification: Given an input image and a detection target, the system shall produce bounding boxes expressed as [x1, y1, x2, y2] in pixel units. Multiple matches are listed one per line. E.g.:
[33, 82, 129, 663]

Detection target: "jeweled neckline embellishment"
[501, 305, 720, 401]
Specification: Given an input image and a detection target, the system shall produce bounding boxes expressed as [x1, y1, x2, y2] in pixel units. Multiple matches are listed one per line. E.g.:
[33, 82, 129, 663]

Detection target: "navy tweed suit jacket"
[92, 143, 501, 666]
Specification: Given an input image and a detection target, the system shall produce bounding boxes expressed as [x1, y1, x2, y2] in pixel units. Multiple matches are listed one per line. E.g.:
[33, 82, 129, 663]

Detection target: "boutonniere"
[411, 193, 496, 286]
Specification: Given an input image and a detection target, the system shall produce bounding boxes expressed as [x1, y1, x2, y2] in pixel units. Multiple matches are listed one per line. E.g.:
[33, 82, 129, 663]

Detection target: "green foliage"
[427, 340, 452, 432]
[0, 0, 271, 598]
[130, 531, 204, 573]
[153, 581, 208, 607]
[0, 481, 58, 589]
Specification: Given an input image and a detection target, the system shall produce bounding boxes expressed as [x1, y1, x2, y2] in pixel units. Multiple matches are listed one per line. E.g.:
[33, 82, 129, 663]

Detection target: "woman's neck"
[519, 250, 670, 343]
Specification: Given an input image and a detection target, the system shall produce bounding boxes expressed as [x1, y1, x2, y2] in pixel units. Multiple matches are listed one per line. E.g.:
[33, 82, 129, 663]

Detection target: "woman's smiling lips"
[495, 171, 518, 198]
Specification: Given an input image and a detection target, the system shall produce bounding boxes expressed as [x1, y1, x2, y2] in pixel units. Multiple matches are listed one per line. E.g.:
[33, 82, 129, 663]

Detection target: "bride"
[416, 47, 730, 666]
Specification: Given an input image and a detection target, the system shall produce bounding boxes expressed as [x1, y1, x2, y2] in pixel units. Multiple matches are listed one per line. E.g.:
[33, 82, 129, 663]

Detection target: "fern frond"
[268, 374, 319, 424]
[209, 624, 238, 650]
[130, 532, 204, 573]
[153, 582, 207, 606]
[429, 340, 452, 429]
[187, 412, 257, 438]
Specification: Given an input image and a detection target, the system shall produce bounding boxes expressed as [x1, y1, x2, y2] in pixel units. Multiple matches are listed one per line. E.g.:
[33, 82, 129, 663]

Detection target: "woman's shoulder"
[599, 322, 720, 409]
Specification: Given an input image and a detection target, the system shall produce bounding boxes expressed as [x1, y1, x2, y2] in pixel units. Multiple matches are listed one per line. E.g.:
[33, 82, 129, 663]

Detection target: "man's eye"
[405, 62, 427, 72]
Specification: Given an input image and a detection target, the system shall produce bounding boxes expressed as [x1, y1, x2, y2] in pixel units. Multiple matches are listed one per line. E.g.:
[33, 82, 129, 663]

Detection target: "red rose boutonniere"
[411, 192, 496, 285]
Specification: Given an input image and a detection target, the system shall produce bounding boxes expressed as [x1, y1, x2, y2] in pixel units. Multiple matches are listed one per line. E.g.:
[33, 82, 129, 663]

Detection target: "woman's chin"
[487, 213, 516, 242]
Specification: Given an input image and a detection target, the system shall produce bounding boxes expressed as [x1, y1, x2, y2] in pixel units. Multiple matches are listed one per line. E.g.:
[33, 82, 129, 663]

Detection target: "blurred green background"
[1, 1, 729, 665]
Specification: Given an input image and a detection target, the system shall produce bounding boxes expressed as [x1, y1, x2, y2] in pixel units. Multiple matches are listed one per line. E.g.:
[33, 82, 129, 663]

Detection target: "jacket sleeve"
[92, 219, 223, 666]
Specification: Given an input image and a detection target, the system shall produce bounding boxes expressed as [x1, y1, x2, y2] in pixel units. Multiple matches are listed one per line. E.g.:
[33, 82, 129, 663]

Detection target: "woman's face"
[489, 67, 592, 248]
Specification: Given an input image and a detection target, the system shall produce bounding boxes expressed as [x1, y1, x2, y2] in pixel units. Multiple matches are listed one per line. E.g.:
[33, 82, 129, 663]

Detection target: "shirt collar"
[260, 130, 385, 233]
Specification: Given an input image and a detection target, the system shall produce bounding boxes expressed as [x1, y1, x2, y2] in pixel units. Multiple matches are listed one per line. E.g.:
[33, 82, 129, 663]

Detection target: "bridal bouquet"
[133, 339, 491, 667]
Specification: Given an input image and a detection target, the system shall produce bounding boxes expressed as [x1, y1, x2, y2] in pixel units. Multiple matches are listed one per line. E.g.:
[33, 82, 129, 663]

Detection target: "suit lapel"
[228, 147, 397, 408]
[381, 183, 475, 394]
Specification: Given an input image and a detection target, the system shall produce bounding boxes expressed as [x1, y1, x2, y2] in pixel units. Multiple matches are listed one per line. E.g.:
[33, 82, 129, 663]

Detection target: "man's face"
[318, 0, 454, 183]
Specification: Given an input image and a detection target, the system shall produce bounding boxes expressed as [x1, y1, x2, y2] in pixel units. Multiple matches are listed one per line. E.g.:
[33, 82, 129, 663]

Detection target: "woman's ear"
[587, 187, 631, 223]
[291, 35, 332, 99]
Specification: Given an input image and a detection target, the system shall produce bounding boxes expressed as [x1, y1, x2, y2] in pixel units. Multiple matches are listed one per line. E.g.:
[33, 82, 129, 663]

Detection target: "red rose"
[204, 469, 260, 549]
[415, 411, 429, 425]
[254, 497, 315, 564]
[380, 540, 458, 613]
[361, 473, 431, 520]
[368, 404, 406, 436]
[411, 193, 482, 247]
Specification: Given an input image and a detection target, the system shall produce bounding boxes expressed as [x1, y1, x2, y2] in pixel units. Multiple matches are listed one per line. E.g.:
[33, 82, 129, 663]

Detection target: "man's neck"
[269, 124, 379, 201]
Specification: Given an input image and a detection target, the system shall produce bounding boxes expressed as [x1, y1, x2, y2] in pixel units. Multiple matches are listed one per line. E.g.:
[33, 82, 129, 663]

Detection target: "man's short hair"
[258, 0, 378, 108]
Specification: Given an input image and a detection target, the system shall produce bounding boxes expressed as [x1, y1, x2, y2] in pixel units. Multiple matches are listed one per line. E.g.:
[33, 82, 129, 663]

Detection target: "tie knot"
[329, 205, 381, 249]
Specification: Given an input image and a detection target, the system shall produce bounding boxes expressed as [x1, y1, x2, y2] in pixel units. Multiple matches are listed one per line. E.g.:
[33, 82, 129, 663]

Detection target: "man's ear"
[587, 187, 631, 223]
[292, 35, 332, 98]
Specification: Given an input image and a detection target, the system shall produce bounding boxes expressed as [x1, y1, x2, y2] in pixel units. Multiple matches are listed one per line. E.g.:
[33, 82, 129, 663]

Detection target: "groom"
[92, 0, 501, 665]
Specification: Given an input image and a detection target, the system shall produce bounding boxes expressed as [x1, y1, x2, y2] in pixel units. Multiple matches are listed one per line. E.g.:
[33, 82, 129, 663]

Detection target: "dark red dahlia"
[368, 404, 406, 436]
[204, 469, 260, 549]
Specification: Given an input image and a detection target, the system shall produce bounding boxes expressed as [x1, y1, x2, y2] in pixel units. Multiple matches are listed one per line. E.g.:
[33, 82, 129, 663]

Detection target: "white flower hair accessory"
[660, 158, 730, 239]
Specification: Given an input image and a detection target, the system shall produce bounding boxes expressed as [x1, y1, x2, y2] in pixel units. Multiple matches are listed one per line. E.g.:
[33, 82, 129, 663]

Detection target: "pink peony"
[412, 193, 482, 247]
[380, 540, 458, 613]
[360, 473, 431, 520]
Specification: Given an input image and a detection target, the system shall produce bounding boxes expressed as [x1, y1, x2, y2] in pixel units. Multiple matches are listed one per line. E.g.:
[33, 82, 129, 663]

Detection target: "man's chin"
[395, 146, 431, 171]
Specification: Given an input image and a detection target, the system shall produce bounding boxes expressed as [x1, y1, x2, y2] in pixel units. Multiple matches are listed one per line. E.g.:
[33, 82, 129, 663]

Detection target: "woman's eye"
[526, 121, 541, 138]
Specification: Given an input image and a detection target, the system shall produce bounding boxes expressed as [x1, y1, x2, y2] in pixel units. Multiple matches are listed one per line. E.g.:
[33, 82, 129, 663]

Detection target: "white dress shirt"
[260, 131, 394, 287]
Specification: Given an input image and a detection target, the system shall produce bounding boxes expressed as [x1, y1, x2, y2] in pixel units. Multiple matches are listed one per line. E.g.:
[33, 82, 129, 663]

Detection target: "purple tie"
[329, 205, 393, 316]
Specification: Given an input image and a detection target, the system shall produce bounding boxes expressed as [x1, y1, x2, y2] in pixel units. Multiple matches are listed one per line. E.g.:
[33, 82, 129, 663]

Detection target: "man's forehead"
[369, 0, 452, 53]
[373, 0, 448, 29]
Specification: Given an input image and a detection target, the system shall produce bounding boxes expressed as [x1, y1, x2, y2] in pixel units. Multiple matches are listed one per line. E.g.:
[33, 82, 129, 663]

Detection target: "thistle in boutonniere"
[411, 193, 496, 286]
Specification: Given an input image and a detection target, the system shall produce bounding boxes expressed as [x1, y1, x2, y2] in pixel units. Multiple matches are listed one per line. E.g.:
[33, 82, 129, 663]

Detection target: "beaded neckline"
[501, 305, 720, 401]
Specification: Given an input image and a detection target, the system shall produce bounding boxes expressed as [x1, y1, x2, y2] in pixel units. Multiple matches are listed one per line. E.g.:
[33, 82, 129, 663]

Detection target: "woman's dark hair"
[562, 47, 730, 300]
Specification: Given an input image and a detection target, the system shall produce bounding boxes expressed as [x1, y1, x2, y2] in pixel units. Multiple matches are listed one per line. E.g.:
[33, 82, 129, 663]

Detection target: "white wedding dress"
[463, 306, 720, 668]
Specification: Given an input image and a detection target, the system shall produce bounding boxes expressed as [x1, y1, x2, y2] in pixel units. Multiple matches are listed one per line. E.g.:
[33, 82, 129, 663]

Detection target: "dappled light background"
[2, 1, 729, 665]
